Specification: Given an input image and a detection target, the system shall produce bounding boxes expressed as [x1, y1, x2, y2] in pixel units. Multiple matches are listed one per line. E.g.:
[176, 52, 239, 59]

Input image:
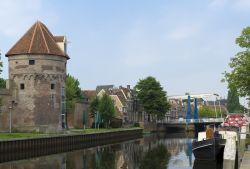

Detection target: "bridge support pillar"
[185, 123, 195, 132]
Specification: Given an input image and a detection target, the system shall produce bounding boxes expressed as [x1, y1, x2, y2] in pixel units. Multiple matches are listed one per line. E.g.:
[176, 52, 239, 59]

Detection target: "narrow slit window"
[29, 60, 35, 65]
[51, 83, 55, 90]
[20, 83, 25, 90]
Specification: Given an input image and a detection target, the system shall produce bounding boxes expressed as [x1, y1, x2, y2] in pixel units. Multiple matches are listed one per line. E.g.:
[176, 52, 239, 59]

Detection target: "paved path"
[240, 151, 250, 169]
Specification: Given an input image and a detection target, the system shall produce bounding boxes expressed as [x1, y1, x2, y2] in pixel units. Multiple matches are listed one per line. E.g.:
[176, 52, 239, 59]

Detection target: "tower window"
[20, 83, 25, 90]
[51, 83, 55, 90]
[29, 60, 35, 65]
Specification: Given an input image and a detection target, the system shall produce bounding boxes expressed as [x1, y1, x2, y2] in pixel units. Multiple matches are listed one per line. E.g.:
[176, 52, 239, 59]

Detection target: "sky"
[0, 0, 249, 106]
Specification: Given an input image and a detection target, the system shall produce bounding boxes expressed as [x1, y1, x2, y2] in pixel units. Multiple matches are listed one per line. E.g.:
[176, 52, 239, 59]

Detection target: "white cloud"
[209, 0, 250, 10]
[166, 25, 201, 41]
[0, 0, 59, 79]
[0, 0, 57, 37]
[234, 0, 250, 10]
[209, 0, 228, 8]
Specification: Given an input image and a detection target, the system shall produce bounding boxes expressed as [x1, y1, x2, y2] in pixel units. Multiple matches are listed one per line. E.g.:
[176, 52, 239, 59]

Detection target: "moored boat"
[192, 137, 226, 161]
[193, 159, 223, 169]
[192, 128, 226, 161]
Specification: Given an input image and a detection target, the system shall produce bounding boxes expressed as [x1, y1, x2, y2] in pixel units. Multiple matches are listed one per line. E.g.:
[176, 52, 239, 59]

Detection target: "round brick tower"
[5, 21, 69, 132]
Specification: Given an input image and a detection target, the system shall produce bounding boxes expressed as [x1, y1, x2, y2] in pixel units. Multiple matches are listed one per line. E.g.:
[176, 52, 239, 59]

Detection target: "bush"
[199, 106, 227, 118]
[133, 123, 140, 127]
[110, 118, 122, 128]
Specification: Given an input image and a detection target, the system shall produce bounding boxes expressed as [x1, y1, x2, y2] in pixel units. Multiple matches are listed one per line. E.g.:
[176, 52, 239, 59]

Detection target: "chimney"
[127, 85, 130, 90]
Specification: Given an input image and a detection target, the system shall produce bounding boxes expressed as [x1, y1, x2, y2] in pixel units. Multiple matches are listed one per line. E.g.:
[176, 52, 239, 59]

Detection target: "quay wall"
[0, 129, 142, 163]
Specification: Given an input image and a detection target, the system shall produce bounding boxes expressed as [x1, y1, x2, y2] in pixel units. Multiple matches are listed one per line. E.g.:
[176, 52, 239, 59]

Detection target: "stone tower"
[5, 21, 69, 132]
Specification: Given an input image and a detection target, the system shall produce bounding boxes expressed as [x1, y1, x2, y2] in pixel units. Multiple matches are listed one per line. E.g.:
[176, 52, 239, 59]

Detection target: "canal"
[0, 132, 224, 169]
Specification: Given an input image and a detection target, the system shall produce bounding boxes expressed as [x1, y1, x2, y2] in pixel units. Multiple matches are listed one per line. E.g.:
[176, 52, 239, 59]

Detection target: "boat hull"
[193, 159, 223, 169]
[192, 138, 226, 161]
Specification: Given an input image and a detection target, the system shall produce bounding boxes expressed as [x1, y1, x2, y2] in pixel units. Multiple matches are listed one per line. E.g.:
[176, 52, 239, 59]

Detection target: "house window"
[29, 60, 35, 65]
[20, 83, 25, 90]
[51, 83, 55, 90]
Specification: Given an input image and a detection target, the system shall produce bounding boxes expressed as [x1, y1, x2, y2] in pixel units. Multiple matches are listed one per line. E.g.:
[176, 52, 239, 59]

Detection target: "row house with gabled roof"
[95, 85, 142, 123]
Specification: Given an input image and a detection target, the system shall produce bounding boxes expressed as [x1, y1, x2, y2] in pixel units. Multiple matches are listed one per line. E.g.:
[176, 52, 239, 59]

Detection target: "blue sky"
[0, 0, 249, 104]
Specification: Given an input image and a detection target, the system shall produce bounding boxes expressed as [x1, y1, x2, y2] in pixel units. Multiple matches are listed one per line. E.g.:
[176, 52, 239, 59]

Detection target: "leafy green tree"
[89, 93, 116, 127]
[135, 76, 170, 120]
[227, 87, 241, 113]
[0, 52, 3, 75]
[89, 96, 100, 118]
[0, 52, 6, 89]
[65, 74, 83, 112]
[0, 78, 6, 88]
[224, 27, 250, 105]
[199, 105, 227, 118]
[98, 93, 115, 127]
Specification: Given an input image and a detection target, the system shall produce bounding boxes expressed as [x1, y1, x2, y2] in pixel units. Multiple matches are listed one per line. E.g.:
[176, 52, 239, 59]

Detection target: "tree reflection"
[139, 144, 170, 169]
[94, 147, 116, 169]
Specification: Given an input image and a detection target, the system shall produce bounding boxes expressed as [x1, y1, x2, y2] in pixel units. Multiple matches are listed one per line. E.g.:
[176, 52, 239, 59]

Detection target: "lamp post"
[218, 99, 222, 118]
[213, 93, 219, 119]
[213, 100, 217, 118]
[9, 106, 12, 133]
[8, 100, 16, 133]
[8, 101, 14, 133]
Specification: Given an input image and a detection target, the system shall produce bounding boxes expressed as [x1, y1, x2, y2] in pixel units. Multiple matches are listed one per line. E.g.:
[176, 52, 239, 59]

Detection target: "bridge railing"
[163, 118, 224, 124]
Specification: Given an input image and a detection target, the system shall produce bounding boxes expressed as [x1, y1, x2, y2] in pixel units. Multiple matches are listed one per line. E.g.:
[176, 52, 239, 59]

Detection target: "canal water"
[0, 132, 224, 169]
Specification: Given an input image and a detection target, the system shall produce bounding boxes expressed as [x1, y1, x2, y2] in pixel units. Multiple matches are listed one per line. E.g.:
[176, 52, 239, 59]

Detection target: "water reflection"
[139, 144, 170, 169]
[0, 133, 195, 169]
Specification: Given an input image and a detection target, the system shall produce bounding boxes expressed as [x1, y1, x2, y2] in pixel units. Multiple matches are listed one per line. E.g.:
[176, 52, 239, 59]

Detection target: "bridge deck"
[161, 118, 224, 124]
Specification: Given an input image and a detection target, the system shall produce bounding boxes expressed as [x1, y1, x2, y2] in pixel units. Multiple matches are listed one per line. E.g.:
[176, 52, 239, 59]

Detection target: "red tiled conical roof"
[6, 21, 69, 59]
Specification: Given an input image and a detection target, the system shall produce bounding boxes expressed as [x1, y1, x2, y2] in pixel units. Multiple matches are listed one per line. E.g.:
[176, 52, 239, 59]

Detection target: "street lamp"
[218, 99, 222, 118]
[8, 100, 16, 133]
[213, 93, 219, 119]
[213, 100, 217, 118]
[9, 104, 12, 133]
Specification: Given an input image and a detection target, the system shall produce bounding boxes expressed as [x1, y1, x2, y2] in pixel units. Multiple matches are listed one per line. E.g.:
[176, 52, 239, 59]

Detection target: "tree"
[0, 78, 6, 88]
[0, 52, 3, 75]
[227, 87, 241, 113]
[135, 76, 170, 120]
[224, 27, 250, 105]
[0, 52, 6, 89]
[198, 105, 227, 118]
[65, 74, 83, 112]
[98, 93, 115, 127]
[89, 93, 116, 128]
[89, 96, 100, 118]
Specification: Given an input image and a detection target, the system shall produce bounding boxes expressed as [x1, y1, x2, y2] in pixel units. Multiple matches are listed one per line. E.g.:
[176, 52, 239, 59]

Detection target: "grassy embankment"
[0, 133, 50, 140]
[70, 127, 141, 134]
[0, 127, 142, 140]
